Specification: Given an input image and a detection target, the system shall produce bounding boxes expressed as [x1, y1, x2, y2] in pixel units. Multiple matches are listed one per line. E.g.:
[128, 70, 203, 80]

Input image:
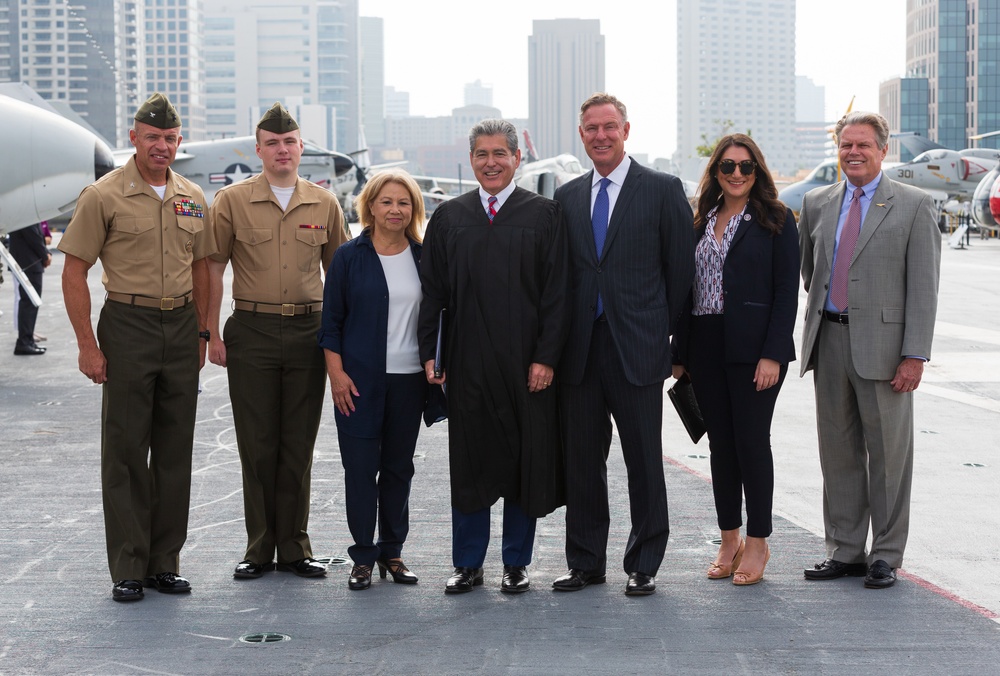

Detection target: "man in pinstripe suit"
[553, 93, 694, 596]
[799, 111, 941, 589]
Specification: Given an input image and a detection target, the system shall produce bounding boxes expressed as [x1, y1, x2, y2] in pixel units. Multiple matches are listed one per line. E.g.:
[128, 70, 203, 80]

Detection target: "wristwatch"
[199, 330, 211, 341]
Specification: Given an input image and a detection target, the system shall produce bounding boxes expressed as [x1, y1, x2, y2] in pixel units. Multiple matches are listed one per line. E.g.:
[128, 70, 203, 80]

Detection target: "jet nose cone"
[94, 140, 115, 180]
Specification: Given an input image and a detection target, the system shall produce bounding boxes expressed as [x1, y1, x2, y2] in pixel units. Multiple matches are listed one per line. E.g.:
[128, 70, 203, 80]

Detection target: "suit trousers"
[97, 300, 198, 581]
[224, 310, 326, 565]
[15, 268, 42, 348]
[452, 501, 536, 568]
[814, 321, 914, 568]
[686, 314, 785, 538]
[560, 319, 669, 576]
[338, 372, 425, 566]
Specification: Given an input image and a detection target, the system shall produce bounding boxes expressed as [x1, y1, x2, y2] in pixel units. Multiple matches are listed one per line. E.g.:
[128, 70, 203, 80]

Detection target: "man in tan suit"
[799, 111, 941, 589]
[61, 93, 215, 602]
[207, 102, 348, 580]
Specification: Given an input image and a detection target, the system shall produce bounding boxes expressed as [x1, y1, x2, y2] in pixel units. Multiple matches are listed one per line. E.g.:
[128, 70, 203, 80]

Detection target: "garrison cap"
[257, 101, 299, 134]
[134, 92, 181, 129]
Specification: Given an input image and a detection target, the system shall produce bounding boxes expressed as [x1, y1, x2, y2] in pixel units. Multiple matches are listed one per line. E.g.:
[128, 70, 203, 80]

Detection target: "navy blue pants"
[452, 501, 536, 568]
[338, 372, 425, 566]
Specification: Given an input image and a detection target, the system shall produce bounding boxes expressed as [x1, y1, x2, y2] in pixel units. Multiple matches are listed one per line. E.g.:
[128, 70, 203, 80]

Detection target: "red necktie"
[488, 195, 497, 222]
[829, 187, 864, 313]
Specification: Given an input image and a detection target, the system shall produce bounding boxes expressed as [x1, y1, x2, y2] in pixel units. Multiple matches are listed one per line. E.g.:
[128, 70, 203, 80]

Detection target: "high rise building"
[1, 0, 143, 147]
[880, 0, 1000, 158]
[385, 85, 409, 118]
[464, 79, 492, 107]
[144, 0, 205, 140]
[360, 16, 384, 147]
[201, 0, 359, 152]
[675, 0, 797, 175]
[528, 19, 604, 163]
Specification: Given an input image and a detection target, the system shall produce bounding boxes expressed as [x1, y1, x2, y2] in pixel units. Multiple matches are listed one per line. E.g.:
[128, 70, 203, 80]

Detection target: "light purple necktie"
[829, 186, 864, 313]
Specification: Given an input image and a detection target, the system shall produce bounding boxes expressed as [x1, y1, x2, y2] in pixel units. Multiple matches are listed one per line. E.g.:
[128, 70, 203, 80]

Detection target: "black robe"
[419, 187, 570, 517]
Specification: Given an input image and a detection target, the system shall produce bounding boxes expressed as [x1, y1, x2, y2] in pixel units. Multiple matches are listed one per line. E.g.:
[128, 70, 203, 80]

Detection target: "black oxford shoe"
[625, 572, 656, 596]
[234, 560, 275, 579]
[445, 567, 484, 594]
[13, 344, 45, 356]
[552, 568, 607, 591]
[803, 558, 867, 580]
[864, 560, 897, 589]
[276, 557, 327, 578]
[501, 565, 530, 593]
[112, 579, 144, 602]
[142, 572, 191, 594]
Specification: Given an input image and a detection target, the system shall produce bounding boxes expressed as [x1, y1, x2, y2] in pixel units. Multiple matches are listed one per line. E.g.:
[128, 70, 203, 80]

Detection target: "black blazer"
[674, 206, 800, 367]
[555, 159, 694, 387]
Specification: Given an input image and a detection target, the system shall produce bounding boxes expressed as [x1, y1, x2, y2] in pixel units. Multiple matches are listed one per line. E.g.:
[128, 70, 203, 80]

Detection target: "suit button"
[596, 267, 602, 273]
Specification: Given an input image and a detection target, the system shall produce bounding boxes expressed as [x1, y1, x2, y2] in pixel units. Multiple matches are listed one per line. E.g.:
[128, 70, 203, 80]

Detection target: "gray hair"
[469, 119, 518, 154]
[835, 111, 890, 148]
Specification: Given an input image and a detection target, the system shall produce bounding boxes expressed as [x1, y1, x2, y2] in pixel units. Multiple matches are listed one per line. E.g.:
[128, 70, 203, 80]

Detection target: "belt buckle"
[160, 297, 175, 311]
[281, 303, 296, 317]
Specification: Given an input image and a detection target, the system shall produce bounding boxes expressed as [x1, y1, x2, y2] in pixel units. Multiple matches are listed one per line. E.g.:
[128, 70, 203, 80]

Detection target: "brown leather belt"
[233, 300, 322, 316]
[106, 291, 192, 310]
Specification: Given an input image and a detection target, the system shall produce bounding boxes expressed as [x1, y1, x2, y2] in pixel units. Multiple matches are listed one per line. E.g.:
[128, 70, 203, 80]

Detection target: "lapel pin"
[876, 203, 886, 207]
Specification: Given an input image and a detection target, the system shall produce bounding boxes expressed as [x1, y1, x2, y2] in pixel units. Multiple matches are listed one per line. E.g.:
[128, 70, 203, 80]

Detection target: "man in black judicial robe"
[418, 118, 570, 594]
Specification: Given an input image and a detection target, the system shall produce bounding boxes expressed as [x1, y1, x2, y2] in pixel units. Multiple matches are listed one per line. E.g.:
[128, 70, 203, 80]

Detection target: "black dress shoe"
[445, 567, 483, 594]
[803, 558, 867, 580]
[112, 579, 144, 602]
[276, 557, 327, 578]
[864, 560, 897, 589]
[142, 572, 191, 594]
[625, 572, 656, 596]
[234, 560, 275, 579]
[501, 565, 530, 593]
[348, 564, 373, 590]
[552, 568, 607, 591]
[13, 344, 46, 356]
[377, 557, 418, 584]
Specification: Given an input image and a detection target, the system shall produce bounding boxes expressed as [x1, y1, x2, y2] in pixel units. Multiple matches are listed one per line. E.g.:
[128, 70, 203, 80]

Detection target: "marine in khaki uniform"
[60, 93, 215, 602]
[207, 102, 349, 579]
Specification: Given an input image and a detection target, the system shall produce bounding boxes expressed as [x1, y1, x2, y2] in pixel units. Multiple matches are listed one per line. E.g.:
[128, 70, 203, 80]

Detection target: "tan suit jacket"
[799, 175, 941, 380]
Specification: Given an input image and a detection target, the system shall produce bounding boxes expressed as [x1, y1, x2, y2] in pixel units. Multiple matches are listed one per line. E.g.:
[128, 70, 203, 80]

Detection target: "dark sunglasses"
[718, 159, 756, 175]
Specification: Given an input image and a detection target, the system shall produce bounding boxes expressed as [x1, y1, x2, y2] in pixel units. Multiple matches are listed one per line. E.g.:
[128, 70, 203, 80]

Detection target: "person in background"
[672, 134, 799, 586]
[9, 221, 51, 355]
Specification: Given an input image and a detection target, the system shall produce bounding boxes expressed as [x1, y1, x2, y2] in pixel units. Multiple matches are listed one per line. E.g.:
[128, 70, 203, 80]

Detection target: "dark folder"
[433, 308, 446, 379]
[668, 374, 705, 444]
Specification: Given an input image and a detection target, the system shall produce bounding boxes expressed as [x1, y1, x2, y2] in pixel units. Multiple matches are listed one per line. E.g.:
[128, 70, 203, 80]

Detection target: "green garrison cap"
[134, 92, 181, 129]
[257, 101, 299, 134]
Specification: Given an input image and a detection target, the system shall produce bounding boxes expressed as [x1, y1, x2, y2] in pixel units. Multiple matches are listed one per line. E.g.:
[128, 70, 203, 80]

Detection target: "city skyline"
[360, 0, 907, 160]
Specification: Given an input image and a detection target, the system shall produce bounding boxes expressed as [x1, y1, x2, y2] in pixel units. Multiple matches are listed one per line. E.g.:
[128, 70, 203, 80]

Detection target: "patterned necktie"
[592, 177, 611, 318]
[829, 186, 864, 313]
[488, 195, 498, 222]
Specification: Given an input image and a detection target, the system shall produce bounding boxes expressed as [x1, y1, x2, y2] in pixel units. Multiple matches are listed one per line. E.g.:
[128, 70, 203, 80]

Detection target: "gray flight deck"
[1, 232, 998, 675]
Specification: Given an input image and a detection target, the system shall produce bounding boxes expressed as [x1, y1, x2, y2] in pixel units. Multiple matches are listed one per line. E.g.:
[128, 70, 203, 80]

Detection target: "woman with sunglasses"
[671, 134, 799, 585]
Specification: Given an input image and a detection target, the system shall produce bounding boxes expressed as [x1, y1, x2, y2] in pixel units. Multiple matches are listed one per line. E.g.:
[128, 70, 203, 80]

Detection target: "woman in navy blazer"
[672, 134, 799, 586]
[319, 170, 428, 590]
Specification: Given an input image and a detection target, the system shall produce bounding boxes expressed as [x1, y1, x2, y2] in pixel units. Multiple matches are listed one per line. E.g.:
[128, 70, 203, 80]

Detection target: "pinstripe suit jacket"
[555, 159, 694, 387]
[798, 174, 941, 380]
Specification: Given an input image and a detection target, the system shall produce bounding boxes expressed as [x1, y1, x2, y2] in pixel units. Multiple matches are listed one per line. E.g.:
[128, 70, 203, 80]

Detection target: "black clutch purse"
[668, 374, 705, 444]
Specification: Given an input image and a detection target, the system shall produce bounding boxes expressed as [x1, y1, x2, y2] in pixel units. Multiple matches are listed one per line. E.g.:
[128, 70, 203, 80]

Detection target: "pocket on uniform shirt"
[295, 227, 327, 272]
[114, 217, 156, 261]
[235, 228, 275, 271]
[176, 215, 204, 235]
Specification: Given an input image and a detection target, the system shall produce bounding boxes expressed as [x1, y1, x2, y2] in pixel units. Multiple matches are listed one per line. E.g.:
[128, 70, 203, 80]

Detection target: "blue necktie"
[592, 177, 611, 318]
[488, 195, 498, 222]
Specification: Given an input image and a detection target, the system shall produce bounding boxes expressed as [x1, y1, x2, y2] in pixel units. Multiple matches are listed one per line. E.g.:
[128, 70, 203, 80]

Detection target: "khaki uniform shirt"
[59, 156, 215, 297]
[209, 172, 348, 304]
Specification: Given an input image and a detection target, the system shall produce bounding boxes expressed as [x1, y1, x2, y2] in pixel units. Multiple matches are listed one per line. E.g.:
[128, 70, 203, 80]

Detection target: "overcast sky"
[358, 0, 907, 160]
